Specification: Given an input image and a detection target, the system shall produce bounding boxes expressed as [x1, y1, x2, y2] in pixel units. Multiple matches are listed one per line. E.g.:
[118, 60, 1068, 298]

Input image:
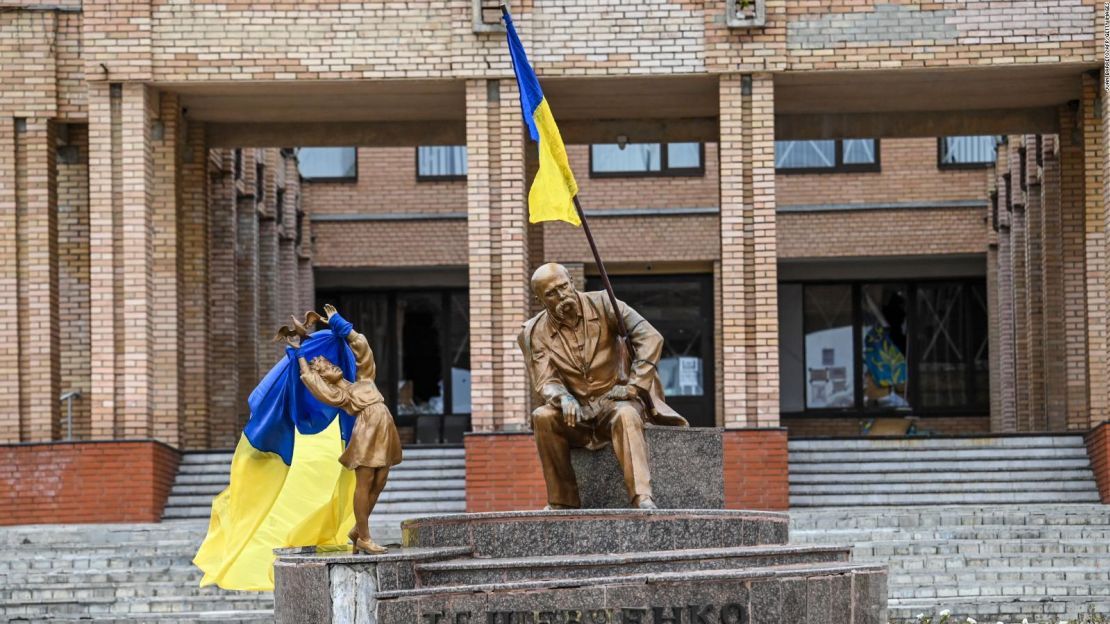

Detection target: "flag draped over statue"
[503, 7, 581, 226]
[193, 315, 360, 591]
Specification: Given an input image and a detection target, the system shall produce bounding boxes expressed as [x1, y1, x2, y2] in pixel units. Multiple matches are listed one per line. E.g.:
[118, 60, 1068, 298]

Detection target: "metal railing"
[59, 390, 81, 441]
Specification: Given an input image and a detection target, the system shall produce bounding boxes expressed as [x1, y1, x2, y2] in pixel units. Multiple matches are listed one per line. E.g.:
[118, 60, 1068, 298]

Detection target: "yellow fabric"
[528, 98, 580, 226]
[194, 420, 355, 591]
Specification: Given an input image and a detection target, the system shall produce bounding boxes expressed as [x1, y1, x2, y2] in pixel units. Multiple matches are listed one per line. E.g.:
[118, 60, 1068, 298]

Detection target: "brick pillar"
[257, 149, 282, 369]
[180, 120, 209, 450]
[995, 150, 1018, 433]
[1040, 135, 1068, 430]
[86, 83, 159, 440]
[1009, 142, 1031, 430]
[986, 237, 1002, 432]
[0, 120, 19, 443]
[208, 150, 240, 448]
[495, 79, 529, 431]
[1022, 136, 1047, 431]
[718, 73, 778, 428]
[1059, 102, 1091, 431]
[235, 187, 259, 435]
[11, 118, 60, 442]
[466, 79, 529, 431]
[150, 93, 184, 448]
[57, 124, 92, 441]
[1084, 75, 1107, 429]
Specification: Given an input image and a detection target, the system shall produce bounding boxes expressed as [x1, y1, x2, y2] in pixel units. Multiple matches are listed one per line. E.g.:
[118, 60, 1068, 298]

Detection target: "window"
[297, 147, 357, 181]
[938, 136, 1000, 169]
[585, 274, 715, 427]
[775, 139, 879, 173]
[589, 142, 704, 177]
[779, 279, 988, 416]
[417, 145, 467, 180]
[317, 289, 470, 444]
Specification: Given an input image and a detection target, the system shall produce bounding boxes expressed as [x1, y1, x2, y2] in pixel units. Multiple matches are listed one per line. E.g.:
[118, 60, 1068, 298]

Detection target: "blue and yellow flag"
[193, 314, 359, 591]
[504, 8, 580, 226]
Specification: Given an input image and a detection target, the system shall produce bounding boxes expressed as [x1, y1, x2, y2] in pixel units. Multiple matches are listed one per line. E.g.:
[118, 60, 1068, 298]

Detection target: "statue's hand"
[284, 334, 302, 350]
[559, 395, 582, 427]
[604, 384, 637, 402]
[323, 303, 338, 321]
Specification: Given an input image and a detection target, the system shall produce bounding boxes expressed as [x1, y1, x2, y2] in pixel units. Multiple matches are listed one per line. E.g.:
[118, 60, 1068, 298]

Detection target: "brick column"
[150, 93, 184, 448]
[1040, 135, 1068, 430]
[87, 84, 155, 439]
[180, 120, 209, 450]
[57, 124, 92, 441]
[207, 150, 240, 448]
[1084, 74, 1108, 429]
[1059, 102, 1091, 431]
[1010, 143, 1031, 430]
[0, 120, 18, 443]
[994, 148, 1018, 433]
[9, 118, 60, 442]
[718, 73, 778, 428]
[1022, 136, 1046, 431]
[257, 149, 282, 369]
[466, 79, 529, 431]
[235, 188, 259, 435]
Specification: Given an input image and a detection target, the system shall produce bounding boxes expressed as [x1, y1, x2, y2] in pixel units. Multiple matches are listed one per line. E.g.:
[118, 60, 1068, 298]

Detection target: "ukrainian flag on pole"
[503, 6, 581, 226]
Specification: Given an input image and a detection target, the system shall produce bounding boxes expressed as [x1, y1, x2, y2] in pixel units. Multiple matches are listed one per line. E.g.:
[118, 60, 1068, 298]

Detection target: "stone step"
[789, 457, 1092, 473]
[402, 510, 790, 559]
[790, 446, 1091, 462]
[790, 479, 1100, 495]
[888, 597, 1110, 622]
[0, 595, 274, 617]
[790, 468, 1094, 484]
[414, 544, 852, 587]
[790, 490, 1102, 506]
[788, 435, 1087, 451]
[789, 505, 1110, 527]
[1, 581, 275, 602]
[41, 609, 275, 623]
[175, 456, 465, 474]
[163, 492, 467, 509]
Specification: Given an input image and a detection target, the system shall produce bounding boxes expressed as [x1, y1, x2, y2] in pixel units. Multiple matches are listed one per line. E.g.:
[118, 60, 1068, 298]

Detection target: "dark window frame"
[415, 145, 468, 182]
[936, 136, 998, 171]
[781, 277, 989, 420]
[298, 147, 359, 183]
[775, 139, 881, 174]
[588, 142, 706, 179]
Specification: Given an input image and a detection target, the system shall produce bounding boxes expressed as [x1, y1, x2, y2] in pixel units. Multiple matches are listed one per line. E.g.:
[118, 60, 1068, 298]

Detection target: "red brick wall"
[723, 429, 789, 512]
[466, 429, 791, 512]
[465, 433, 546, 513]
[1087, 421, 1110, 504]
[0, 441, 180, 525]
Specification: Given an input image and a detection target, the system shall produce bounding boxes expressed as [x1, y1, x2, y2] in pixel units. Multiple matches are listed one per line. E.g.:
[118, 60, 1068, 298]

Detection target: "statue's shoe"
[633, 495, 658, 510]
[354, 537, 387, 555]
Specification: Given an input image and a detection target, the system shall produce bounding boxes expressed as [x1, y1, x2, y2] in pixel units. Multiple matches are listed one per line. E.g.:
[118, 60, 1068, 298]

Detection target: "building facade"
[0, 0, 1107, 523]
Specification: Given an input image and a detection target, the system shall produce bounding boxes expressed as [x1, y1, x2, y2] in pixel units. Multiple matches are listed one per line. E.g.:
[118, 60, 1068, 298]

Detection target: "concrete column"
[207, 149, 240, 448]
[180, 120, 209, 450]
[718, 73, 779, 428]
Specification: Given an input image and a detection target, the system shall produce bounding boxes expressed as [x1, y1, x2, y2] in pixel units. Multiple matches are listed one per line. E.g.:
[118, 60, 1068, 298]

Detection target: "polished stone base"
[274, 510, 887, 624]
[571, 426, 724, 508]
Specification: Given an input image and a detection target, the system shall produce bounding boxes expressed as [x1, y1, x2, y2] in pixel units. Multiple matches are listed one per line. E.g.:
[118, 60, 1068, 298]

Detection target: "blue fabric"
[244, 312, 357, 465]
[503, 8, 543, 142]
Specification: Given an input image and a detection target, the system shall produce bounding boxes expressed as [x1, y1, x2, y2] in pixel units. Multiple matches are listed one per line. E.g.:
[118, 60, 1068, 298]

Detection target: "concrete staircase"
[0, 521, 273, 622]
[163, 446, 466, 544]
[792, 505, 1110, 623]
[789, 435, 1101, 507]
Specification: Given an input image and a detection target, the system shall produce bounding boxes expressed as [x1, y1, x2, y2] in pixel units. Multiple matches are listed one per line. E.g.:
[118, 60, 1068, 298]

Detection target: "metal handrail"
[59, 390, 81, 440]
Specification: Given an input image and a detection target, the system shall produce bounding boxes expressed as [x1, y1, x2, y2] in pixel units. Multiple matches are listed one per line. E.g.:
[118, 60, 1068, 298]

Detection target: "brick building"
[0, 0, 1108, 523]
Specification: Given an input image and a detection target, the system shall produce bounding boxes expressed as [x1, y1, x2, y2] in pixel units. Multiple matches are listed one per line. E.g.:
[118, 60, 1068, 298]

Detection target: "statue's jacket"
[518, 290, 689, 433]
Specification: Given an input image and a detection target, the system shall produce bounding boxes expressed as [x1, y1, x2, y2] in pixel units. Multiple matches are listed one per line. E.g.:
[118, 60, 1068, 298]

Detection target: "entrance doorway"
[587, 274, 715, 427]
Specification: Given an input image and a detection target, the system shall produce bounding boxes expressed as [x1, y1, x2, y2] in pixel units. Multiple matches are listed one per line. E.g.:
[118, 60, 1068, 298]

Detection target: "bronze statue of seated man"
[518, 263, 688, 510]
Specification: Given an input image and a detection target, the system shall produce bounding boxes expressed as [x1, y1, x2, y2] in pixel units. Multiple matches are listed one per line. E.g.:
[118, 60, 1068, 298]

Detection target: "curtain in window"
[297, 147, 357, 179]
[591, 144, 662, 173]
[842, 139, 876, 165]
[417, 145, 467, 177]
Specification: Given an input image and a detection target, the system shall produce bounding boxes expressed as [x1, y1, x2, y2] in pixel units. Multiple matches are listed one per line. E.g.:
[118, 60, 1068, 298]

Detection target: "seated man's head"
[531, 263, 580, 324]
[309, 355, 345, 384]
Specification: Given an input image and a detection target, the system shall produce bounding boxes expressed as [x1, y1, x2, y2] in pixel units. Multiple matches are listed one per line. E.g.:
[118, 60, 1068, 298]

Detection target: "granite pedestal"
[570, 426, 724, 508]
[274, 510, 888, 624]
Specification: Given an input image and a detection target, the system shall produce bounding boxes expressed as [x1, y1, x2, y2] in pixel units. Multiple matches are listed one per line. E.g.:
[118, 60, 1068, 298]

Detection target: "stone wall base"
[0, 440, 180, 525]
